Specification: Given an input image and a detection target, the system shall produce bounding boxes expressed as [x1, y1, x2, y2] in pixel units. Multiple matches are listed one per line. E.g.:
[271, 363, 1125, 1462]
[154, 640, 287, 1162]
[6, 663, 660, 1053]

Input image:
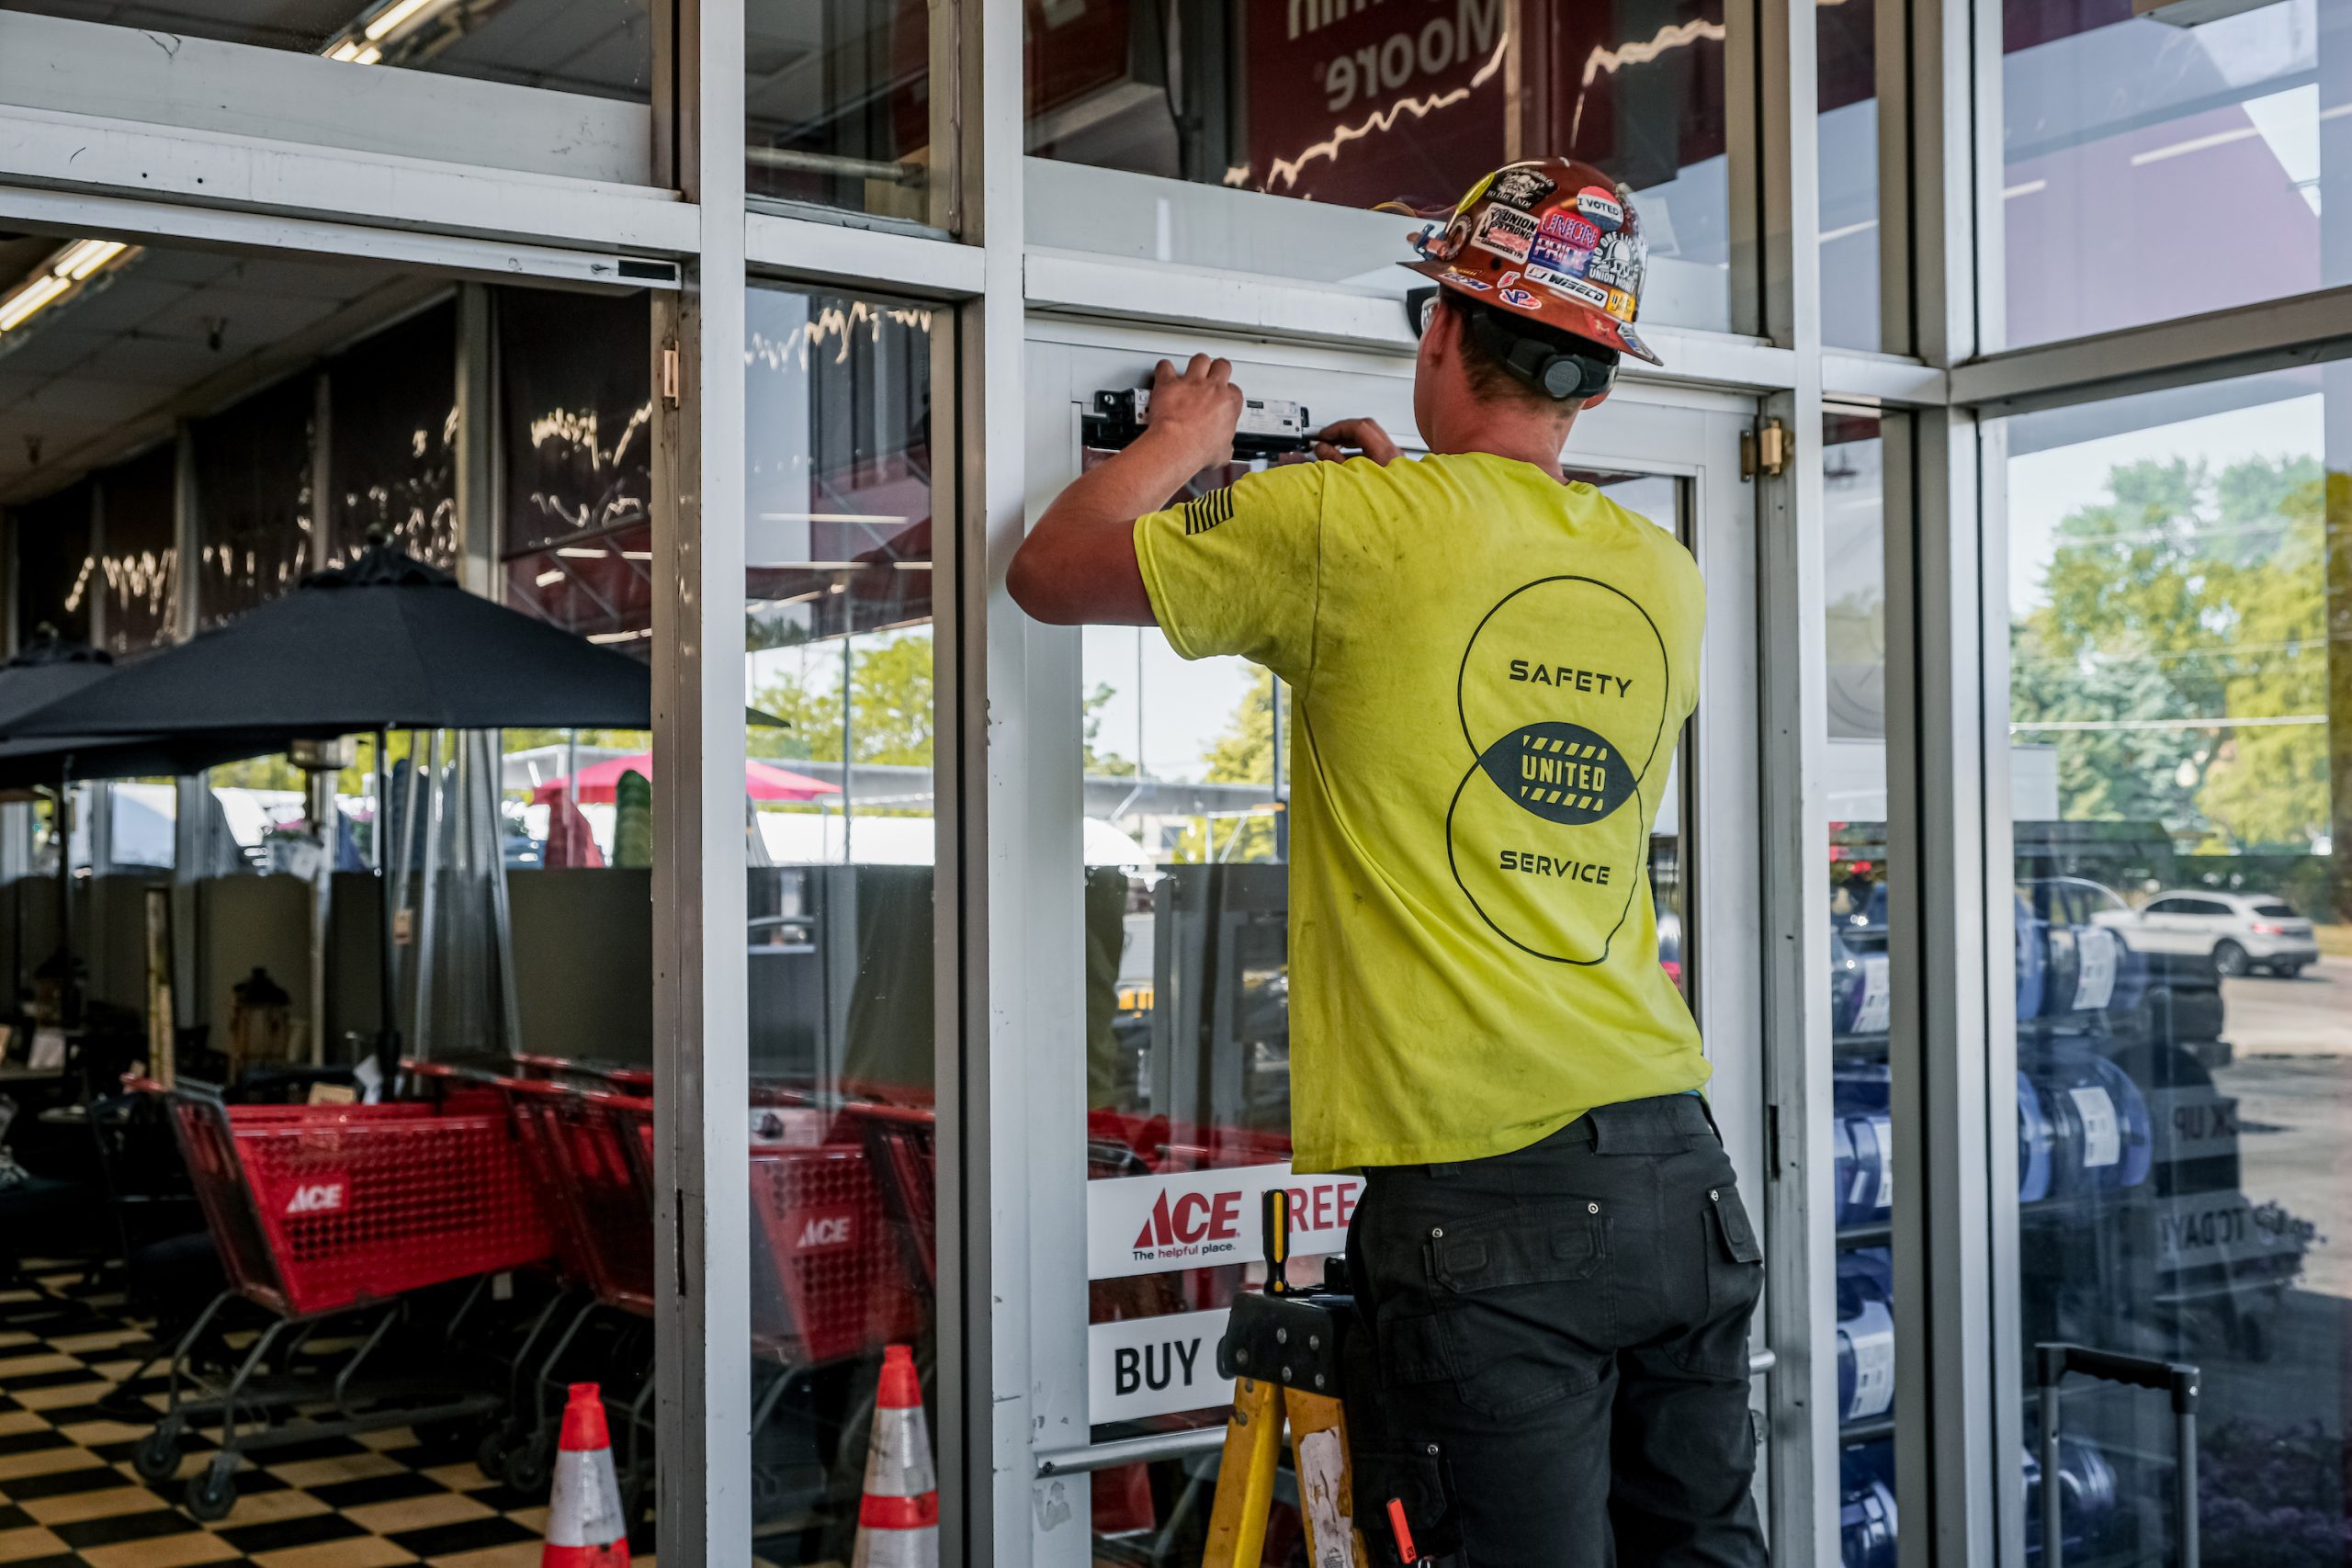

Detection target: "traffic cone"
[544, 1382, 629, 1568]
[852, 1344, 938, 1568]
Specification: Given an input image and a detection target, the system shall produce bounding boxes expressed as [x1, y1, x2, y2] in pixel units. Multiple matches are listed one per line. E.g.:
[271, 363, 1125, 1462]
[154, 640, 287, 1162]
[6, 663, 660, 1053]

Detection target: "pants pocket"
[1423, 1200, 1616, 1418]
[1676, 1185, 1764, 1376]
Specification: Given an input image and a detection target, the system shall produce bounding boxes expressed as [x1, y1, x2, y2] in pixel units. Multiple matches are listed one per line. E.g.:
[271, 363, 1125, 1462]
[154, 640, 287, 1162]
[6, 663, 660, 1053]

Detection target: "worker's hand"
[1142, 355, 1244, 472]
[1314, 418, 1400, 465]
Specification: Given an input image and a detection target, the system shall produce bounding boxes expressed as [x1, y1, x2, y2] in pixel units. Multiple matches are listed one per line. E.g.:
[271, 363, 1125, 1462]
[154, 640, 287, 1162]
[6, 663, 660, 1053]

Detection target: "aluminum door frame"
[1014, 320, 1770, 1563]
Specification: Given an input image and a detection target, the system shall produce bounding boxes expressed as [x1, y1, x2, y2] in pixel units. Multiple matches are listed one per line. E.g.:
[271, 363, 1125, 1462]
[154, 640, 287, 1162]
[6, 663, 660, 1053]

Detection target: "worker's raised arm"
[1008, 355, 1243, 626]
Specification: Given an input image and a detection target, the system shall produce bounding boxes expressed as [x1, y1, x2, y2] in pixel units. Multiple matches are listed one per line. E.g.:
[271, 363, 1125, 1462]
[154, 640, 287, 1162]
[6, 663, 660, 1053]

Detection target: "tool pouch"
[1347, 1435, 1464, 1565]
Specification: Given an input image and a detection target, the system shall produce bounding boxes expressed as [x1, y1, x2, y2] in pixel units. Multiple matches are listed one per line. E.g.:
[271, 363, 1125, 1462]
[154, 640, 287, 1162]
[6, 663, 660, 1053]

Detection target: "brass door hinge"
[1741, 417, 1790, 479]
[661, 342, 682, 407]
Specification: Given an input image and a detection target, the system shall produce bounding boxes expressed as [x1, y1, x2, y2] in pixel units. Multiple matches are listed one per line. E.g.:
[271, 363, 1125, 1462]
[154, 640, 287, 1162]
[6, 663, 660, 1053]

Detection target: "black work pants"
[1343, 1093, 1768, 1568]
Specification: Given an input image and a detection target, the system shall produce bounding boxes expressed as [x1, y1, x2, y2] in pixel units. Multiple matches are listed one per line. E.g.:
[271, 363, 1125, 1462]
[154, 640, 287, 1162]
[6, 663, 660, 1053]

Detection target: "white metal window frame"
[9, 0, 2351, 1562]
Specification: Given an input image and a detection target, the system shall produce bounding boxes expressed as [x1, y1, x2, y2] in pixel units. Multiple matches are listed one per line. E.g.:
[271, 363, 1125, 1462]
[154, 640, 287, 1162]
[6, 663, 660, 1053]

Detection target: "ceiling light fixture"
[0, 238, 140, 338]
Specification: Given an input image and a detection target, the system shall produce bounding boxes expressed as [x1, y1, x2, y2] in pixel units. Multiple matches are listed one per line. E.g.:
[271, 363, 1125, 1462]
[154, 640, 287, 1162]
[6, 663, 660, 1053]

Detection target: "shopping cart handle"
[2034, 1342, 2199, 1414]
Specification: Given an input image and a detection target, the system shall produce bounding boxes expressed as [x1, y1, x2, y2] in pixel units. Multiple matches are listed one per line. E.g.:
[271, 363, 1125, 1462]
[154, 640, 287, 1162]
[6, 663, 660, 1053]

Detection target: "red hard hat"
[1402, 158, 1663, 367]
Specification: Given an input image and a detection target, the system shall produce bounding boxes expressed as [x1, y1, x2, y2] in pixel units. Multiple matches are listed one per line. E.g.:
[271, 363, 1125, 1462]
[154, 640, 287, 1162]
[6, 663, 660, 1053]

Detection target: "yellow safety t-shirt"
[1134, 451, 1707, 1173]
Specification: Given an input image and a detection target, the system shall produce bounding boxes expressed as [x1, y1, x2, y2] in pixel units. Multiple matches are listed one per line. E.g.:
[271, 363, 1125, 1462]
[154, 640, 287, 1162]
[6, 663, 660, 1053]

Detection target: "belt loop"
[1696, 1093, 1724, 1144]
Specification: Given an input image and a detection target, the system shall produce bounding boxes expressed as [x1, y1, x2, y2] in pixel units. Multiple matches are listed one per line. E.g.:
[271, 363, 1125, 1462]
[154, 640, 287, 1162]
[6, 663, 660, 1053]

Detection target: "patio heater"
[287, 735, 355, 1064]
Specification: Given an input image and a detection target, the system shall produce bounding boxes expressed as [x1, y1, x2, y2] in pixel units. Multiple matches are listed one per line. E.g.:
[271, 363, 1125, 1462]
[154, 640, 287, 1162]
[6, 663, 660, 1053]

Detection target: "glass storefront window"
[499, 288, 655, 647]
[192, 373, 318, 629]
[1, 0, 651, 103]
[1998, 0, 2343, 348]
[741, 282, 939, 1561]
[12, 476, 96, 645]
[1023, 0, 1737, 333]
[325, 300, 458, 570]
[1819, 0, 1880, 353]
[2000, 363, 2348, 1565]
[1820, 411, 1897, 1568]
[93, 442, 177, 655]
[1070, 432, 1690, 1555]
[746, 0, 945, 227]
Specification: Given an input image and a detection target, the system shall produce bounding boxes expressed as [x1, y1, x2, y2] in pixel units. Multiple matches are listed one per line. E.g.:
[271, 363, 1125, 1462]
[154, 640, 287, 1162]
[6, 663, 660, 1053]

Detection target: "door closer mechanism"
[1083, 388, 1317, 459]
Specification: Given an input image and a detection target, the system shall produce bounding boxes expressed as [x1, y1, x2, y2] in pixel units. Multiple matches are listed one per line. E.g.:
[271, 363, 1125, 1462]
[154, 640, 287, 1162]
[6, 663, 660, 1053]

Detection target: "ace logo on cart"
[790, 1206, 856, 1253]
[285, 1182, 345, 1215]
[1089, 1166, 1363, 1280]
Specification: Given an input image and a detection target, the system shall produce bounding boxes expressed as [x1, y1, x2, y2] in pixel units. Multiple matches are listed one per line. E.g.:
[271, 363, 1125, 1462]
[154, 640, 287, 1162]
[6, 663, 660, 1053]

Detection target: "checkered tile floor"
[0, 1269, 649, 1568]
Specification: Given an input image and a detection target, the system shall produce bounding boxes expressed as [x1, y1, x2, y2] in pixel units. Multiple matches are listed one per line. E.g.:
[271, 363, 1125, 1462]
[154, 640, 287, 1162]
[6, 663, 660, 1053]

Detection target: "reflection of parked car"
[2022, 876, 2147, 1014]
[2094, 890, 2318, 978]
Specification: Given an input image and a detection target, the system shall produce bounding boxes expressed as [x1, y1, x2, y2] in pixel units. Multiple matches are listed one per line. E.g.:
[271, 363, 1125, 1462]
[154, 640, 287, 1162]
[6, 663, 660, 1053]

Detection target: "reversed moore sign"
[1086, 1165, 1364, 1280]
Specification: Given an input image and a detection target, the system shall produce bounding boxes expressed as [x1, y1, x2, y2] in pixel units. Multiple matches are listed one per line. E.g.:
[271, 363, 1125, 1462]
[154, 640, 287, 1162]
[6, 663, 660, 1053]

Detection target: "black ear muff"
[1468, 307, 1619, 405]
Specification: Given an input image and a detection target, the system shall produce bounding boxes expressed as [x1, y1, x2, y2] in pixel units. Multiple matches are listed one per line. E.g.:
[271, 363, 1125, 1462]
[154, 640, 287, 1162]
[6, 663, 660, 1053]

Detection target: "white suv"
[2093, 890, 2320, 978]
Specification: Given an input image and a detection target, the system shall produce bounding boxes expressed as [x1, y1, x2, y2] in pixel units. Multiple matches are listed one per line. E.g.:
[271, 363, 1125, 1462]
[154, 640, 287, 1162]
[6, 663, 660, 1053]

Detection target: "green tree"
[2010, 454, 2326, 852]
[1171, 668, 1283, 862]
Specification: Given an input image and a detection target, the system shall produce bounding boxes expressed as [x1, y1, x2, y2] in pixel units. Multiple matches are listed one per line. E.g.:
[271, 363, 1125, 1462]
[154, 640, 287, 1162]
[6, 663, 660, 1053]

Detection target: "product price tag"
[1843, 1299, 1895, 1421]
[2069, 1085, 2120, 1168]
[1851, 956, 1892, 1035]
[2072, 929, 2117, 1012]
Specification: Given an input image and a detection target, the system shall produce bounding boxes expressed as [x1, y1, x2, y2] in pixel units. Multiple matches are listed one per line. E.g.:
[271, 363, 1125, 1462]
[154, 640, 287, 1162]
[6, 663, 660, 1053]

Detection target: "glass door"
[1021, 328, 1763, 1566]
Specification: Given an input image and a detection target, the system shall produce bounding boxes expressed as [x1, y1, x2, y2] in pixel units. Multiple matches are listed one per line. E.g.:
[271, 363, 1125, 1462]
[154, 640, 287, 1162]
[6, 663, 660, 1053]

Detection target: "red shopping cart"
[137, 1082, 552, 1518]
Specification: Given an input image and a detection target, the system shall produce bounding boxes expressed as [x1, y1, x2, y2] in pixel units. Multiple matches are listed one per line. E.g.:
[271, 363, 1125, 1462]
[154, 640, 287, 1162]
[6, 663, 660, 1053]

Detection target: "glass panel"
[1997, 1, 2344, 349]
[746, 0, 944, 227]
[324, 300, 458, 570]
[1023, 0, 1737, 333]
[2000, 364, 2348, 1565]
[1819, 411, 1897, 1568]
[0, 0, 651, 102]
[1819, 0, 1880, 353]
[499, 287, 655, 648]
[11, 477, 96, 644]
[192, 373, 318, 629]
[93, 443, 177, 656]
[741, 283, 938, 1560]
[1073, 432, 1690, 1554]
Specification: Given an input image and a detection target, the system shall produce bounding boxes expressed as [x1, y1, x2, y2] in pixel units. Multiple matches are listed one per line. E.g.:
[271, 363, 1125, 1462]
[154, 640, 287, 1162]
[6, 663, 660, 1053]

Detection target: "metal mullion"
[1888, 403, 2002, 1568]
[745, 210, 985, 297]
[0, 107, 697, 260]
[965, 0, 1037, 1551]
[652, 0, 751, 1561]
[1756, 0, 1835, 1563]
[1873, 0, 1912, 357]
[1977, 417, 2024, 1568]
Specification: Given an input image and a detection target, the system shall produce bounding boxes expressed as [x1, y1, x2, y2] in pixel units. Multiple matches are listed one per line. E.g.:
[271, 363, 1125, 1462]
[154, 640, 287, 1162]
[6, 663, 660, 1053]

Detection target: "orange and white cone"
[852, 1345, 938, 1568]
[544, 1382, 630, 1568]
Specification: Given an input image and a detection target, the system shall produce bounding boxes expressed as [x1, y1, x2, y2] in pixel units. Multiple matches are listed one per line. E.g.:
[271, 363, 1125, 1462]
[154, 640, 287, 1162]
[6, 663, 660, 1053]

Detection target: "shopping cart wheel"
[475, 1423, 514, 1483]
[131, 1421, 183, 1484]
[503, 1433, 551, 1494]
[184, 1457, 237, 1522]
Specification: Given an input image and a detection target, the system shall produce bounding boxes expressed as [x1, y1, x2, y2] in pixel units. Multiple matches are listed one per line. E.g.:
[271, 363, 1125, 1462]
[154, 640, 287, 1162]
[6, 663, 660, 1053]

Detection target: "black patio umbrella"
[0, 629, 281, 1029]
[6, 537, 668, 1084]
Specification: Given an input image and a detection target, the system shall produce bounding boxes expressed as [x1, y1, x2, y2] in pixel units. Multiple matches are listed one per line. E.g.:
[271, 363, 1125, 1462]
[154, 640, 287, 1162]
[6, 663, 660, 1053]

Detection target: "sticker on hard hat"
[1576, 187, 1625, 230]
[1471, 207, 1537, 264]
[1540, 212, 1602, 250]
[1529, 235, 1595, 279]
[1440, 269, 1492, 291]
[1529, 268, 1611, 310]
[1619, 325, 1646, 356]
[1476, 723, 1638, 826]
[1490, 168, 1557, 209]
[1589, 231, 1645, 291]
[1606, 288, 1638, 321]
[1498, 286, 1537, 309]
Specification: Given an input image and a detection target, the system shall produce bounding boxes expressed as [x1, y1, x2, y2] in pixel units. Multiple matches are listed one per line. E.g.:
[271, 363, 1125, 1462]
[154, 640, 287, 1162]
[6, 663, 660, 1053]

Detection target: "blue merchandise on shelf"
[1833, 1065, 1894, 1226]
[1838, 1477, 1897, 1568]
[1836, 1249, 1895, 1424]
[2023, 1434, 2119, 1566]
[1830, 926, 1891, 1037]
[2022, 1050, 2154, 1198]
[2018, 1070, 2054, 1204]
[2016, 894, 2047, 1021]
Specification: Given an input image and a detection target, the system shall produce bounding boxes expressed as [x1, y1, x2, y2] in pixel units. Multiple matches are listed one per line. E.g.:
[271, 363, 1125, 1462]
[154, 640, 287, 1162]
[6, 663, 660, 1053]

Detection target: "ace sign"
[1087, 1165, 1364, 1280]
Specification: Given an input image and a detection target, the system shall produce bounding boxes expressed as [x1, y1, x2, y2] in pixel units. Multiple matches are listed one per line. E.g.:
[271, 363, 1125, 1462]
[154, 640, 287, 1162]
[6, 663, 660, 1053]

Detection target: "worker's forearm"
[1035, 425, 1205, 540]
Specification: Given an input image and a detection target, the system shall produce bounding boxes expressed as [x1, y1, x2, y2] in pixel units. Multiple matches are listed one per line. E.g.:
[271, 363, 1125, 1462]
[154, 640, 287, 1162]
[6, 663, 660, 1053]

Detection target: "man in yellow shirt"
[1010, 159, 1764, 1568]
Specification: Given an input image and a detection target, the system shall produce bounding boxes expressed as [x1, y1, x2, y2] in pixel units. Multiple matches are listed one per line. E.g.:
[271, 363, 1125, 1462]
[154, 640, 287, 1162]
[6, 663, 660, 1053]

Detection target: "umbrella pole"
[52, 773, 73, 1031]
[374, 729, 399, 1090]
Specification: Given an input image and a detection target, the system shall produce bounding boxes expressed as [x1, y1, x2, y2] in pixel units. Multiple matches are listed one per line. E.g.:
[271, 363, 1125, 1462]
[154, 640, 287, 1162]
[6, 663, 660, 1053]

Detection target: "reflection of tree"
[1174, 668, 1281, 863]
[750, 632, 932, 765]
[1083, 682, 1135, 777]
[2010, 455, 2325, 852]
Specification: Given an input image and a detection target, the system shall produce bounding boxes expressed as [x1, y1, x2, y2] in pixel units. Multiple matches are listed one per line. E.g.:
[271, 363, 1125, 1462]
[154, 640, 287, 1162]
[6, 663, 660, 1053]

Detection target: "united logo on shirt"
[1476, 723, 1637, 826]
